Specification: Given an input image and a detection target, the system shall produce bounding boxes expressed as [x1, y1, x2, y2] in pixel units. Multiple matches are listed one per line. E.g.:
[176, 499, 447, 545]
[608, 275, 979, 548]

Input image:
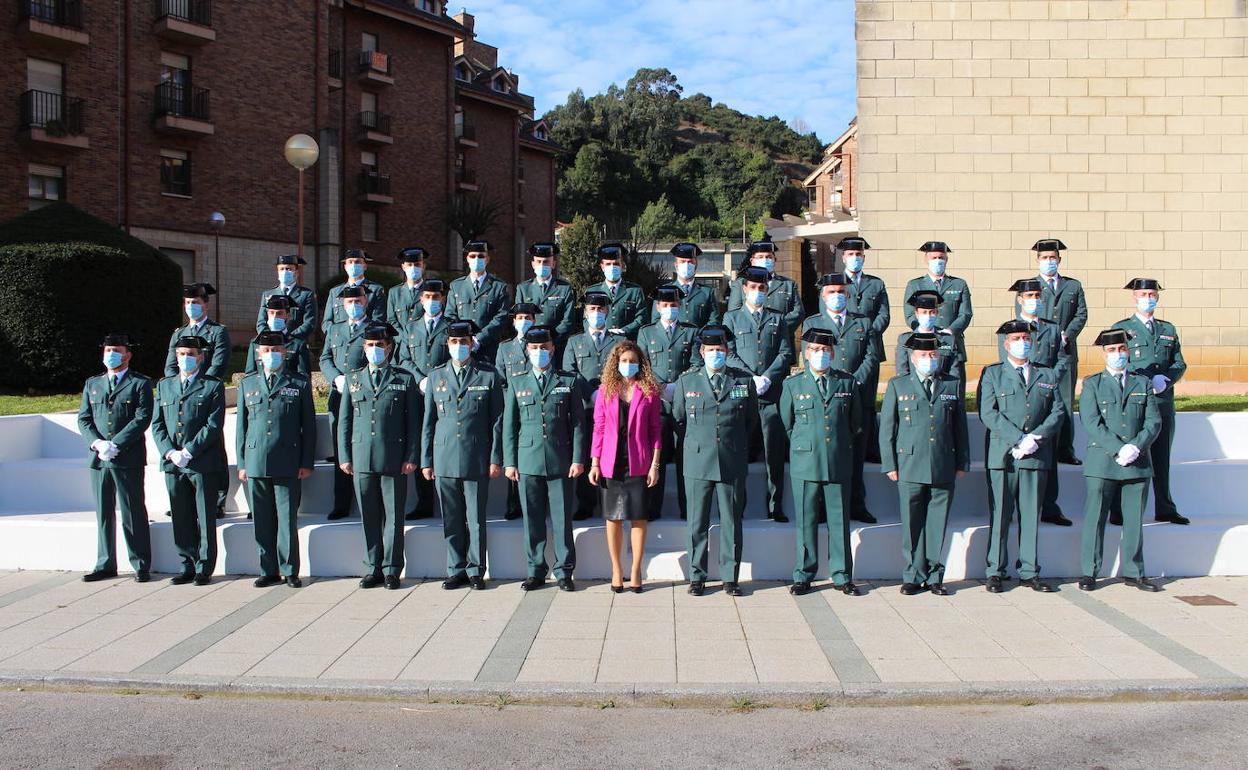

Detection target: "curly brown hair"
[599, 340, 660, 401]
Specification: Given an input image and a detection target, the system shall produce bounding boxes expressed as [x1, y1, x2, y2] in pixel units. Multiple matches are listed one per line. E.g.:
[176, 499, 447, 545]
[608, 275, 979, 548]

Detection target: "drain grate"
[1176, 595, 1236, 607]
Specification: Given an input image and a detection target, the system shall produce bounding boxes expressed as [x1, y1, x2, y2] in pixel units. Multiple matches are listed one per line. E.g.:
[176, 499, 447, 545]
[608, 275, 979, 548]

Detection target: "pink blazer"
[592, 385, 663, 479]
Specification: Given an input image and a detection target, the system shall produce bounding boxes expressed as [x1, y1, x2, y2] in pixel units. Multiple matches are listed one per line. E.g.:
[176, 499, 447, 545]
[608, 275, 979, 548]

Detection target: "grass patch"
[800, 698, 829, 712]
[493, 693, 517, 710]
[0, 393, 79, 415]
[594, 699, 616, 710]
[729, 696, 768, 713]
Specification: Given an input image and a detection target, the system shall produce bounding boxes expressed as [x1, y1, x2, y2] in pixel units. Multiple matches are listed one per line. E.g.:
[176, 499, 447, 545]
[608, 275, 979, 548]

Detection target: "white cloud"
[455, 0, 857, 142]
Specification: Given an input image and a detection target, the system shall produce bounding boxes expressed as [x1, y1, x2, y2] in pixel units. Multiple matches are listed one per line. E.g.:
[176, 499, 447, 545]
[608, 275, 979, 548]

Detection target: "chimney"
[454, 10, 474, 35]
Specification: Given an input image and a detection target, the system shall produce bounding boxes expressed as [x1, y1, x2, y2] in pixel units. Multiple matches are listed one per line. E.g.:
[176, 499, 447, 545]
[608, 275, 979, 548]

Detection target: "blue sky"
[457, 0, 858, 144]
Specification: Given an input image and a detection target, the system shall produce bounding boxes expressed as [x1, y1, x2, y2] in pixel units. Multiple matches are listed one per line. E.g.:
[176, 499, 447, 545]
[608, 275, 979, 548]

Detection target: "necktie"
[371, 369, 381, 389]
[817, 375, 828, 398]
[610, 285, 617, 298]
[834, 315, 843, 333]
[923, 378, 932, 400]
[537, 372, 546, 390]
[426, 319, 433, 336]
[1048, 278, 1057, 294]
[712, 374, 724, 397]
[267, 374, 275, 390]
[1146, 319, 1155, 336]
[181, 377, 189, 393]
[593, 332, 602, 347]
[108, 375, 117, 394]
[752, 310, 761, 326]
[1017, 366, 1027, 385]
[1120, 373, 1127, 391]
[474, 279, 482, 293]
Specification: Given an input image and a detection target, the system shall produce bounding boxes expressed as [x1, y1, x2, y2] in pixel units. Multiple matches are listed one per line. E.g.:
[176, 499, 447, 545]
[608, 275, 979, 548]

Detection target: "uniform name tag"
[280, 387, 300, 396]
[1159, 335, 1175, 341]
[553, 386, 571, 394]
[833, 391, 853, 398]
[940, 394, 957, 401]
[389, 384, 405, 391]
[944, 289, 961, 295]
[467, 385, 490, 392]
[686, 391, 702, 398]
[1037, 382, 1056, 390]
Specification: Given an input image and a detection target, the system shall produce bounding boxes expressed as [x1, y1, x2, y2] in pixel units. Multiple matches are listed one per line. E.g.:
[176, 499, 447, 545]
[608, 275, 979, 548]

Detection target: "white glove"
[938, 328, 954, 335]
[1016, 434, 1041, 457]
[752, 376, 771, 395]
[1010, 446, 1026, 460]
[419, 376, 428, 394]
[101, 442, 120, 462]
[662, 382, 676, 402]
[1115, 444, 1141, 466]
[1151, 374, 1170, 394]
[179, 449, 193, 467]
[471, 336, 482, 352]
[165, 449, 182, 466]
[334, 374, 346, 392]
[608, 328, 625, 336]
[90, 439, 109, 453]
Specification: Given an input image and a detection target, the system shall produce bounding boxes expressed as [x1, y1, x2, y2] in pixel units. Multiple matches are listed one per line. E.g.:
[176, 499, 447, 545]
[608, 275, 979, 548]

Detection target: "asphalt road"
[1, 689, 1245, 769]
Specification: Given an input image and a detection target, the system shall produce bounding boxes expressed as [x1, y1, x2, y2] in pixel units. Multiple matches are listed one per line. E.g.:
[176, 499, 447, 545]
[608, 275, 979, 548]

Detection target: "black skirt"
[600, 475, 648, 522]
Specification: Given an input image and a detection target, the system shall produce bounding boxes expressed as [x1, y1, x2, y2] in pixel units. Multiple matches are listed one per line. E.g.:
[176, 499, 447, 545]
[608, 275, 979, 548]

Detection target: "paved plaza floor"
[1, 570, 1247, 701]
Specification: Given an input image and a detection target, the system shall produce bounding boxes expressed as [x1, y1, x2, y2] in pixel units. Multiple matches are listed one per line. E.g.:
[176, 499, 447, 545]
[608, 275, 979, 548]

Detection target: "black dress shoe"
[1041, 513, 1073, 527]
[359, 573, 383, 589]
[572, 509, 592, 521]
[246, 512, 253, 520]
[82, 569, 117, 583]
[688, 581, 705, 596]
[986, 575, 1004, 593]
[253, 575, 282, 588]
[724, 582, 743, 597]
[326, 509, 349, 521]
[193, 573, 211, 586]
[170, 572, 195, 585]
[469, 576, 487, 590]
[769, 509, 789, 523]
[216, 505, 226, 520]
[928, 583, 950, 596]
[1108, 511, 1123, 526]
[851, 510, 878, 524]
[789, 581, 810, 596]
[1155, 512, 1190, 525]
[900, 582, 922, 595]
[558, 577, 576, 592]
[1124, 576, 1162, 592]
[134, 571, 150, 583]
[504, 508, 522, 521]
[442, 574, 469, 590]
[384, 575, 400, 590]
[285, 576, 302, 588]
[405, 509, 432, 521]
[1078, 576, 1096, 591]
[1021, 577, 1055, 593]
[833, 582, 861, 596]
[1057, 453, 1083, 465]
[521, 576, 545, 591]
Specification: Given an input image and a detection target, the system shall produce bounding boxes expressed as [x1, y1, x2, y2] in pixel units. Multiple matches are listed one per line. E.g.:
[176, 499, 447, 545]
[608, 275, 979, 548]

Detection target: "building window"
[455, 151, 465, 170]
[27, 163, 64, 210]
[361, 32, 378, 52]
[361, 91, 377, 114]
[454, 63, 470, 82]
[533, 125, 546, 140]
[416, 0, 440, 13]
[361, 150, 377, 170]
[361, 210, 379, 242]
[830, 189, 843, 210]
[159, 248, 195, 283]
[807, 186, 818, 211]
[160, 149, 191, 196]
[491, 75, 508, 93]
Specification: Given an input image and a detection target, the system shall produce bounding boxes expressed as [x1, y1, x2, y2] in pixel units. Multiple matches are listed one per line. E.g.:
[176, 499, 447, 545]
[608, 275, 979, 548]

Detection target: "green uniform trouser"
[437, 476, 489, 577]
[849, 417, 870, 518]
[862, 361, 882, 461]
[1056, 353, 1077, 458]
[685, 477, 745, 583]
[355, 472, 406, 577]
[326, 390, 354, 513]
[166, 469, 220, 576]
[897, 480, 954, 585]
[647, 408, 687, 518]
[1040, 463, 1064, 519]
[91, 466, 151, 573]
[1082, 477, 1149, 579]
[248, 476, 301, 577]
[519, 473, 575, 579]
[985, 468, 1044, 579]
[1149, 401, 1179, 518]
[792, 479, 851, 584]
[745, 400, 786, 515]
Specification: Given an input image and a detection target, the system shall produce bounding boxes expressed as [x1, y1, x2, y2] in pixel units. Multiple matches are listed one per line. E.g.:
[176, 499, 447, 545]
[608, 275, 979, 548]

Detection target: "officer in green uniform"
[636, 287, 699, 520]
[672, 325, 759, 597]
[503, 326, 589, 592]
[319, 286, 370, 520]
[726, 238, 803, 331]
[803, 273, 879, 523]
[496, 302, 541, 520]
[256, 254, 317, 340]
[386, 246, 430, 328]
[879, 333, 970, 596]
[244, 295, 311, 377]
[236, 331, 316, 588]
[1033, 238, 1087, 465]
[446, 240, 512, 363]
[395, 278, 451, 521]
[339, 323, 422, 590]
[165, 283, 231, 519]
[563, 291, 625, 520]
[1111, 278, 1189, 525]
[903, 242, 973, 399]
[79, 333, 153, 583]
[779, 329, 862, 596]
[979, 320, 1064, 593]
[997, 279, 1073, 527]
[1079, 329, 1163, 592]
[583, 243, 647, 339]
[895, 291, 965, 385]
[649, 243, 721, 328]
[422, 320, 504, 590]
[724, 266, 794, 522]
[152, 336, 226, 585]
[514, 242, 577, 347]
[838, 237, 890, 464]
[322, 248, 385, 331]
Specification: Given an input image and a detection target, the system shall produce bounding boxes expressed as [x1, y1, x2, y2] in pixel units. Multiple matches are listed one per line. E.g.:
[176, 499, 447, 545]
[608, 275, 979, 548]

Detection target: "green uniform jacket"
[895, 330, 964, 382]
[584, 280, 646, 338]
[496, 337, 528, 380]
[243, 336, 311, 378]
[164, 319, 231, 379]
[338, 365, 422, 475]
[846, 273, 891, 361]
[560, 330, 624, 389]
[636, 321, 698, 384]
[395, 315, 452, 380]
[902, 275, 973, 336]
[672, 367, 759, 482]
[1113, 315, 1187, 403]
[318, 322, 368, 382]
[235, 369, 316, 477]
[385, 280, 427, 328]
[723, 307, 794, 403]
[995, 315, 1069, 375]
[1040, 274, 1087, 352]
[77, 371, 153, 469]
[501, 369, 589, 476]
[726, 274, 803, 331]
[879, 372, 970, 485]
[648, 281, 721, 328]
[322, 279, 386, 331]
[977, 363, 1064, 470]
[151, 375, 226, 473]
[779, 368, 861, 483]
[256, 285, 317, 339]
[802, 311, 878, 386]
[446, 273, 512, 350]
[514, 278, 577, 341]
[1079, 370, 1162, 481]
[421, 361, 504, 477]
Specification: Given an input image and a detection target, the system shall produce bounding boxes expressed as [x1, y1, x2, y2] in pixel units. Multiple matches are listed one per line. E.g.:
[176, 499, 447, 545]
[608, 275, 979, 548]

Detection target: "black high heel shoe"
[630, 583, 643, 594]
[610, 583, 624, 593]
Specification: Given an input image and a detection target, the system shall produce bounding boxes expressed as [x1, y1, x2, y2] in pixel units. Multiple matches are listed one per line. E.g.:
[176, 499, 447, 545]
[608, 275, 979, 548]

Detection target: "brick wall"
[856, 0, 1248, 383]
[459, 97, 518, 283]
[519, 145, 556, 246]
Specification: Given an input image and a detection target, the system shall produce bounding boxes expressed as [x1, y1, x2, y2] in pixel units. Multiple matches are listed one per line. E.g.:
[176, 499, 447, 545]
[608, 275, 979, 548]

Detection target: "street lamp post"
[209, 210, 225, 320]
[283, 133, 320, 282]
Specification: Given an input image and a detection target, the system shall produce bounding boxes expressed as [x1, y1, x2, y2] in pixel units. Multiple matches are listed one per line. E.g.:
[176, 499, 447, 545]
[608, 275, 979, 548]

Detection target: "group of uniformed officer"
[77, 234, 1186, 596]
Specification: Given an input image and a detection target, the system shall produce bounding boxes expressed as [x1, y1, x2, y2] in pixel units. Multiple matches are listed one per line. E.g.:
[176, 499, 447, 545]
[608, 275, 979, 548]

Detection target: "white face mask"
[808, 350, 831, 372]
[914, 356, 939, 377]
[915, 314, 937, 332]
[823, 293, 847, 313]
[675, 262, 696, 281]
[513, 318, 534, 336]
[658, 306, 679, 323]
[1021, 298, 1042, 316]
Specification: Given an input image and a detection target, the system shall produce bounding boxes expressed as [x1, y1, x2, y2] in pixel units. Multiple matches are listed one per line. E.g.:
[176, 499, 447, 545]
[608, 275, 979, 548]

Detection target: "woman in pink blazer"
[589, 340, 662, 592]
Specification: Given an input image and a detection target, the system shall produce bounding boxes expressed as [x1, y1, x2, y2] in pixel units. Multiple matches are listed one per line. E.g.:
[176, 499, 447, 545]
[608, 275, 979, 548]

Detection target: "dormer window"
[533, 126, 547, 140]
[455, 63, 470, 82]
[491, 74, 508, 93]
[415, 0, 440, 13]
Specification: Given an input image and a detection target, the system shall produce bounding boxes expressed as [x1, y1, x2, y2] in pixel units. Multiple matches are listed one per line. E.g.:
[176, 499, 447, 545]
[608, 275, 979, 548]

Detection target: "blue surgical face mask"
[278, 269, 296, 286]
[529, 348, 552, 369]
[745, 288, 765, 307]
[345, 262, 365, 279]
[449, 342, 470, 363]
[260, 351, 283, 371]
[102, 351, 124, 370]
[366, 346, 388, 366]
[602, 264, 621, 282]
[345, 303, 365, 321]
[1106, 351, 1128, 371]
[916, 314, 938, 332]
[618, 361, 640, 379]
[658, 306, 679, 323]
[177, 354, 199, 374]
[404, 265, 423, 282]
[1021, 297, 1043, 316]
[675, 262, 696, 281]
[513, 318, 534, 336]
[914, 356, 939, 377]
[703, 349, 726, 371]
[844, 255, 865, 273]
[422, 298, 442, 316]
[1007, 339, 1033, 361]
[809, 350, 831, 372]
[929, 258, 947, 276]
[185, 302, 203, 320]
[823, 292, 847, 312]
[753, 257, 775, 273]
[585, 311, 606, 330]
[467, 257, 487, 273]
[1136, 296, 1158, 314]
[1038, 259, 1058, 277]
[533, 263, 552, 280]
[268, 316, 287, 332]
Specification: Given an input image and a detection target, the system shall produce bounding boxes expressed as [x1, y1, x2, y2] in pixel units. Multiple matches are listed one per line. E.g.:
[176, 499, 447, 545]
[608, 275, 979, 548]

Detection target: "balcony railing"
[154, 81, 211, 121]
[328, 49, 342, 79]
[455, 123, 475, 142]
[358, 110, 391, 135]
[20, 89, 85, 135]
[456, 168, 476, 186]
[359, 49, 391, 75]
[358, 170, 391, 196]
[18, 0, 82, 28]
[154, 0, 211, 25]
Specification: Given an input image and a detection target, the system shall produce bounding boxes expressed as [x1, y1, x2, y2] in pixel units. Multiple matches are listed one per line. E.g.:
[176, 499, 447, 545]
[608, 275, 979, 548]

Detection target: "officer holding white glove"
[318, 286, 369, 520]
[394, 279, 453, 521]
